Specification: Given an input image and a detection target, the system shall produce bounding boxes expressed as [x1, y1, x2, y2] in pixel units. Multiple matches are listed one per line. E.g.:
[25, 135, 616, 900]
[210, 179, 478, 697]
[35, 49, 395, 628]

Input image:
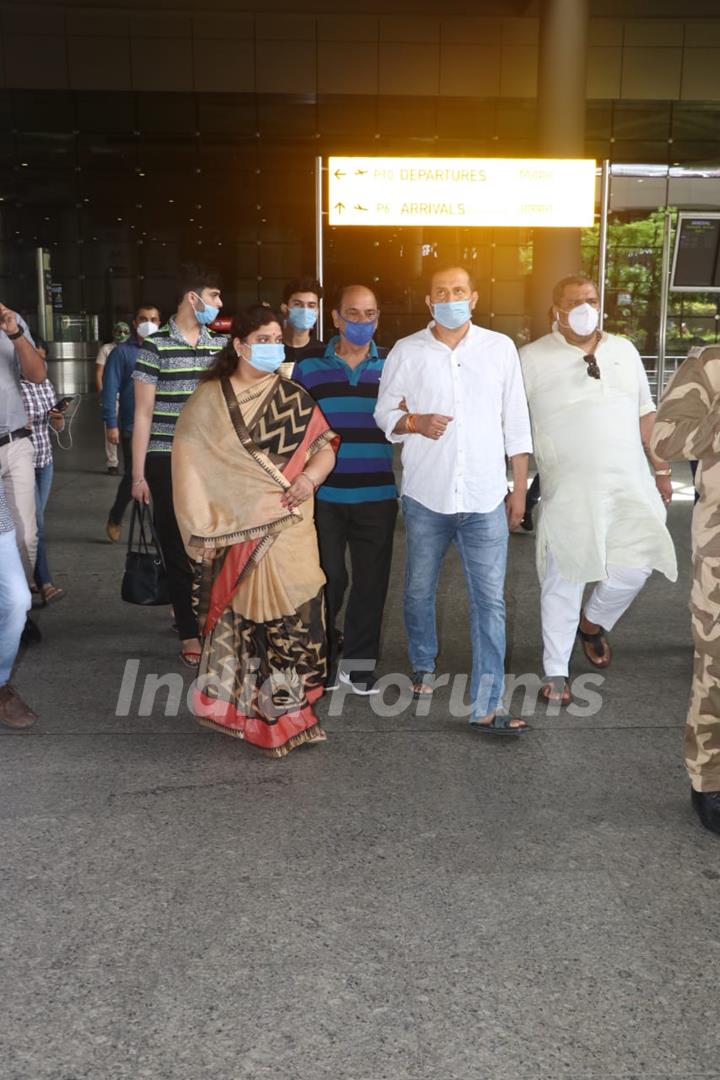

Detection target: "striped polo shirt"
[294, 337, 396, 505]
[132, 317, 227, 454]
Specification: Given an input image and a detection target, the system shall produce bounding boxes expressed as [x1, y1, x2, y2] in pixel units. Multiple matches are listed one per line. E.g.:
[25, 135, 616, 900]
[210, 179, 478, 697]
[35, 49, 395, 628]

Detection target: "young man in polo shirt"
[131, 266, 226, 668]
[294, 284, 397, 696]
[280, 276, 324, 377]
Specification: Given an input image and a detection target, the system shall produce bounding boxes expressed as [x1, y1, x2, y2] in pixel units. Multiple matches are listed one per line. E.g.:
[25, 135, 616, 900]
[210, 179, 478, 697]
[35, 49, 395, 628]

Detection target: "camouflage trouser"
[685, 556, 720, 792]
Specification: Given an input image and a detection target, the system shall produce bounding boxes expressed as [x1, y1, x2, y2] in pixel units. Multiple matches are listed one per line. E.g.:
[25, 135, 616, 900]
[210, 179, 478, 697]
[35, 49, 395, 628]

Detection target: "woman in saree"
[172, 305, 338, 757]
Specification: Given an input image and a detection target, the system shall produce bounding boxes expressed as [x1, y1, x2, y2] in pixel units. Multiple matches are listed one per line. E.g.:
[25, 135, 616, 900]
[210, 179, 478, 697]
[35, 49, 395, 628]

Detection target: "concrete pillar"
[530, 0, 590, 338]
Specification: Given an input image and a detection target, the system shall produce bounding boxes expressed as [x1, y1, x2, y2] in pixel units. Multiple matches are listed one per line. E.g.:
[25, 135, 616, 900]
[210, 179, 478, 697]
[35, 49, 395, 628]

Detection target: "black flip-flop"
[411, 670, 434, 700]
[470, 713, 530, 736]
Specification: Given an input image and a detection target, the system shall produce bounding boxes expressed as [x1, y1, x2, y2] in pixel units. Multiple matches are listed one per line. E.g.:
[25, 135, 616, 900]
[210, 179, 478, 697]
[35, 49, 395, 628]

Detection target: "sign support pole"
[315, 156, 324, 334]
[657, 207, 672, 399]
[598, 160, 610, 328]
[36, 246, 52, 341]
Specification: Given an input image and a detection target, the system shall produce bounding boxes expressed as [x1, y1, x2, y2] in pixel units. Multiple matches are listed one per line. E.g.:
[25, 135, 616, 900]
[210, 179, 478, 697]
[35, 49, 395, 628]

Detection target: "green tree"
[581, 209, 669, 354]
[581, 208, 719, 353]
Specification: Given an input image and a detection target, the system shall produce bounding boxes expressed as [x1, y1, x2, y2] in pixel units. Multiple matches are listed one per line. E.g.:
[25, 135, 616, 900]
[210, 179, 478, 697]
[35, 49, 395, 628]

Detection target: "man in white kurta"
[519, 275, 677, 703]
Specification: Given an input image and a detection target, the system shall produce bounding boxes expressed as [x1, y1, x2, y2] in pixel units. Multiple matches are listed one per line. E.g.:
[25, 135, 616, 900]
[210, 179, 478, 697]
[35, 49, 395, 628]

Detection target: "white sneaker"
[338, 670, 381, 696]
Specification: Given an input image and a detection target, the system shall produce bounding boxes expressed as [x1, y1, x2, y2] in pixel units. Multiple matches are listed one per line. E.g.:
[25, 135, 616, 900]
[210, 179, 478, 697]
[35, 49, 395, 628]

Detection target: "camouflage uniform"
[651, 347, 720, 792]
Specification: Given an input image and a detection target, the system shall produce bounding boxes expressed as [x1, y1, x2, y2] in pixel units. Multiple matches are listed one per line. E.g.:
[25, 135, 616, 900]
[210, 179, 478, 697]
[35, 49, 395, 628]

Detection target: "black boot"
[691, 788, 720, 836]
[20, 617, 42, 646]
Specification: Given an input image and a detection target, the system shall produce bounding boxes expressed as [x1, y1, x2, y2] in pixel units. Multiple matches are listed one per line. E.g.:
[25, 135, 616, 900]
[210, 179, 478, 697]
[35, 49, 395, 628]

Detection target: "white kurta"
[519, 329, 678, 585]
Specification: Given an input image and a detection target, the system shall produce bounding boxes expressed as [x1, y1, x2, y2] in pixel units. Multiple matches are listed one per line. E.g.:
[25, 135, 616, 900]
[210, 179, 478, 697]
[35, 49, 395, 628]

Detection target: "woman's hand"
[132, 478, 151, 505]
[280, 473, 316, 510]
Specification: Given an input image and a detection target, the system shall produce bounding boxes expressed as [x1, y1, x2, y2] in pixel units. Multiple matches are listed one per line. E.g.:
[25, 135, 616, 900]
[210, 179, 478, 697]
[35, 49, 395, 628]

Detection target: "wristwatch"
[6, 327, 24, 340]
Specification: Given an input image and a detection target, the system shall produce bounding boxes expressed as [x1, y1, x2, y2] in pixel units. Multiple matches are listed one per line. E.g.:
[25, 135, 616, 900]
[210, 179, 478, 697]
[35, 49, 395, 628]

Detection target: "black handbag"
[121, 502, 171, 606]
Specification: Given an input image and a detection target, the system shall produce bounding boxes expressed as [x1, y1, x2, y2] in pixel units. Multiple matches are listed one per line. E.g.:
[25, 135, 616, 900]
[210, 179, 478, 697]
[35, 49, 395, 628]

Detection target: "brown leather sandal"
[42, 583, 66, 605]
[577, 621, 612, 668]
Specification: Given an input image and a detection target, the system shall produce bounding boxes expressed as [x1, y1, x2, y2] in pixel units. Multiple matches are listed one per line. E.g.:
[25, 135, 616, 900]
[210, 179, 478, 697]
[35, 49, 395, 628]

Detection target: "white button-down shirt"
[374, 323, 532, 515]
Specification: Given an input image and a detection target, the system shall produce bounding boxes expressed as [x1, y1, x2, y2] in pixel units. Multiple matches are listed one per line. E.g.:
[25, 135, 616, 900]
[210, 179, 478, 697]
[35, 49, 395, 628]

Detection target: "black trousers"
[315, 498, 398, 668]
[525, 473, 541, 514]
[145, 453, 198, 641]
[108, 432, 133, 526]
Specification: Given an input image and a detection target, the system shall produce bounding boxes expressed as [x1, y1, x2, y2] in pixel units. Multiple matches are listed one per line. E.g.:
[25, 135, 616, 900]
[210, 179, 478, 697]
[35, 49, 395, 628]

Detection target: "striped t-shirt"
[132, 317, 227, 454]
[293, 337, 396, 505]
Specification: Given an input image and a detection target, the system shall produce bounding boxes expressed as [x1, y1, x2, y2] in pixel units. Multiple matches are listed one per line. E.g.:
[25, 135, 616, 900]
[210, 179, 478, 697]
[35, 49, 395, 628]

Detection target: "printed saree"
[172, 374, 338, 757]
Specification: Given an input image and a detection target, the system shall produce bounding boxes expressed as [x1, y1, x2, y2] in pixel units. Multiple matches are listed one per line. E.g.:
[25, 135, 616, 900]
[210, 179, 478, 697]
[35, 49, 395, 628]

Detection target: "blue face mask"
[247, 343, 285, 374]
[341, 318, 376, 347]
[433, 300, 472, 330]
[193, 297, 219, 326]
[287, 307, 318, 332]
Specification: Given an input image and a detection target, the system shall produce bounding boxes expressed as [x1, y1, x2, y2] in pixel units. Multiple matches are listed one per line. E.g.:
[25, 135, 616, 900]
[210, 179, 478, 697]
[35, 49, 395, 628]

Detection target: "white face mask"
[136, 320, 158, 339]
[562, 302, 599, 338]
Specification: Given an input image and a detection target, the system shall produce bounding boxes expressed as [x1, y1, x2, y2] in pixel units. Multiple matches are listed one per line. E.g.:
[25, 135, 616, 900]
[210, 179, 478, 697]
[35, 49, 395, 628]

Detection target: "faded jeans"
[402, 495, 509, 720]
[0, 529, 32, 686]
[34, 461, 54, 588]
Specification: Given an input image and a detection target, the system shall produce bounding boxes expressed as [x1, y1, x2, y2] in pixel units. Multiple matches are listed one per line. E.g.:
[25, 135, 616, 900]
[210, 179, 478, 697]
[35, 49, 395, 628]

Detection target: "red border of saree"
[192, 684, 325, 758]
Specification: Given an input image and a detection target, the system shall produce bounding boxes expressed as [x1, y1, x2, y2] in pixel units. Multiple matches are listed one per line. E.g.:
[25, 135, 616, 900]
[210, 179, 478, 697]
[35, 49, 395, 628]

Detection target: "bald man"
[294, 284, 397, 696]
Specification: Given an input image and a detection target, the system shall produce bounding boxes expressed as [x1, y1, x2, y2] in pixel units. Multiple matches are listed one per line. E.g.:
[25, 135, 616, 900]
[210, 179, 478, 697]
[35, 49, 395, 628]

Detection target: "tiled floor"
[2, 409, 718, 1079]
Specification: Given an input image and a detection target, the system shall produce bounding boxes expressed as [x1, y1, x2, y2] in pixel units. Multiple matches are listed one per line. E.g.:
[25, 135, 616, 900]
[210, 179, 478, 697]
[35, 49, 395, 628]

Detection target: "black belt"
[0, 427, 31, 448]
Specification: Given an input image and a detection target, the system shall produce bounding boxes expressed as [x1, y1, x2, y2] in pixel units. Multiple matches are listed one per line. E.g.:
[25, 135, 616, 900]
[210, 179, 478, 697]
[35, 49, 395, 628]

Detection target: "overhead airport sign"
[328, 156, 596, 228]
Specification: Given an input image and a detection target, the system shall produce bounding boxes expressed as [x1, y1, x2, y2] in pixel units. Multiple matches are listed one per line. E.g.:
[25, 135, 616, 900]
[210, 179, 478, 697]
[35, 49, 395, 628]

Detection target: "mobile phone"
[53, 396, 74, 412]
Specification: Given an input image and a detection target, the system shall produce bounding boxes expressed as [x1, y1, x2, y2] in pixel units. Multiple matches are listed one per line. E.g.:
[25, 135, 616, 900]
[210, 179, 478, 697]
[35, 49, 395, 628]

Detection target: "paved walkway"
[2, 406, 719, 1080]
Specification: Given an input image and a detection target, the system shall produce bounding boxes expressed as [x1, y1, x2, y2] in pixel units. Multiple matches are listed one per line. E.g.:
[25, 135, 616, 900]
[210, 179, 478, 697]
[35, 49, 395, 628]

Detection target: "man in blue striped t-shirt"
[294, 284, 397, 696]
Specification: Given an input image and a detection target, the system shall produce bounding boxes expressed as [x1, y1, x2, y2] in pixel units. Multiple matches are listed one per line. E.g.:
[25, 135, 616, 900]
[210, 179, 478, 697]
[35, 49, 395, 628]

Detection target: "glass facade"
[578, 167, 720, 392]
[1, 89, 720, 349]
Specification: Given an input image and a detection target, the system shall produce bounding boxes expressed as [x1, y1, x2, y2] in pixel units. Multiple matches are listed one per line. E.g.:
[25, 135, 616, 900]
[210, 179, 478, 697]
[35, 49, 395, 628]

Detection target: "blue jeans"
[34, 461, 54, 588]
[0, 530, 32, 686]
[402, 495, 509, 720]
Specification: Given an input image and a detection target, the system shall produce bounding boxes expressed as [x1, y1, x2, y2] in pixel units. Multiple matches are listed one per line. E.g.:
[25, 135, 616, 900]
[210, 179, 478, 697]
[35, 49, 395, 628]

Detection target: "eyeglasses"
[583, 353, 601, 380]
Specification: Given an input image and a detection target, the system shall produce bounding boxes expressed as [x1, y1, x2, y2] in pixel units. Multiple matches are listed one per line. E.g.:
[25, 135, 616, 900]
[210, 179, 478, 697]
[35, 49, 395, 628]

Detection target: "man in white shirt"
[374, 266, 532, 734]
[519, 275, 677, 706]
